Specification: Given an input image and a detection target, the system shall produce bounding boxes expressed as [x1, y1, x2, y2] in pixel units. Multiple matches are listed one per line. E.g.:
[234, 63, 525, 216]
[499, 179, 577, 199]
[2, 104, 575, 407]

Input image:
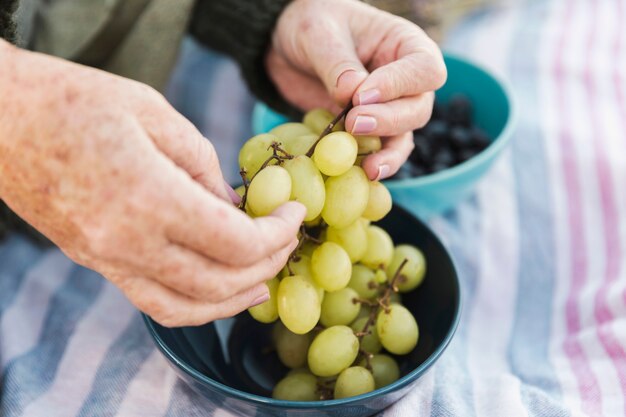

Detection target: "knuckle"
[422, 51, 447, 90]
[389, 111, 402, 132]
[135, 295, 179, 326]
[206, 282, 230, 303]
[152, 310, 184, 328]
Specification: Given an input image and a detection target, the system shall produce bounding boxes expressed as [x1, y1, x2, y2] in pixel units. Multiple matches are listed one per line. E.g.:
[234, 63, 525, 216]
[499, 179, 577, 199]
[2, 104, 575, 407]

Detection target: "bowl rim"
[142, 205, 462, 409]
[383, 52, 517, 189]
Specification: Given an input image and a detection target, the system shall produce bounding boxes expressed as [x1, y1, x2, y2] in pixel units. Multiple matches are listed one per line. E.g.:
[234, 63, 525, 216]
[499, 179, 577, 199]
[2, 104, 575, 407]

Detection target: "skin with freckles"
[0, 41, 305, 327]
[0, 0, 444, 327]
[267, 0, 446, 180]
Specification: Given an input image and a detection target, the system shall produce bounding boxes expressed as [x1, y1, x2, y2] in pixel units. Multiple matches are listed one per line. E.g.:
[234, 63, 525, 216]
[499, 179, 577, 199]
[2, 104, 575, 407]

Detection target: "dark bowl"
[143, 205, 461, 416]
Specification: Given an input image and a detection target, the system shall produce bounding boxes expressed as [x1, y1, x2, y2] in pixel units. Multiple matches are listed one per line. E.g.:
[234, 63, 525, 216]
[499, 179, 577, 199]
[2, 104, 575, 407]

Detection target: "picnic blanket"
[2, 0, 626, 415]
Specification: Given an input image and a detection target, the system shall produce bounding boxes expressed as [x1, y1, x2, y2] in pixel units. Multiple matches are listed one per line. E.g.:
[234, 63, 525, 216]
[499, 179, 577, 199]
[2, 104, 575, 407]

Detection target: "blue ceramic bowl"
[144, 205, 460, 417]
[252, 53, 516, 219]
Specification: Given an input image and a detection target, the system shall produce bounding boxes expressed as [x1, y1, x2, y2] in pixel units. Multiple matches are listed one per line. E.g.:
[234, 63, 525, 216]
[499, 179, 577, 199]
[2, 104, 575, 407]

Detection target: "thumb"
[303, 22, 368, 105]
[140, 102, 232, 202]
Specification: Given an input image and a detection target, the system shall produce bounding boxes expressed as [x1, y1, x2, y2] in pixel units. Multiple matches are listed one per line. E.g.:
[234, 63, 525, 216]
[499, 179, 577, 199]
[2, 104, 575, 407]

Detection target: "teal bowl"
[143, 205, 461, 417]
[252, 53, 516, 219]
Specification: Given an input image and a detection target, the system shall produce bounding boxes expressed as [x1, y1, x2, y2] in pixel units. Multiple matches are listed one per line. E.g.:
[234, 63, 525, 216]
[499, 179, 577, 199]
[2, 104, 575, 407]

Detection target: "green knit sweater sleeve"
[189, 0, 298, 117]
[0, 0, 18, 42]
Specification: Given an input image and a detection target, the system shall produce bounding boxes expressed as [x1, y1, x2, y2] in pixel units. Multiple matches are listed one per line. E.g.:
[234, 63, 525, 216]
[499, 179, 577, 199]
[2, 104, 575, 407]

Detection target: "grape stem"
[354, 258, 409, 370]
[305, 102, 354, 157]
[287, 225, 324, 272]
[238, 142, 293, 210]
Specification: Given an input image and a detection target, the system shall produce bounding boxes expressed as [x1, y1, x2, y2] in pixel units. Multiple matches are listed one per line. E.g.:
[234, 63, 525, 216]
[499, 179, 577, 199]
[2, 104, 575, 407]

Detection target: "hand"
[0, 41, 305, 327]
[267, 0, 446, 180]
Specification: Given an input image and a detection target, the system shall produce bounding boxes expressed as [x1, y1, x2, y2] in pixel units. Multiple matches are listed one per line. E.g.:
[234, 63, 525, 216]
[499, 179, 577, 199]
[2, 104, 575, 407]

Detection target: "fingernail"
[336, 69, 367, 88]
[358, 89, 381, 105]
[224, 181, 241, 205]
[376, 164, 391, 181]
[250, 292, 270, 308]
[351, 115, 377, 135]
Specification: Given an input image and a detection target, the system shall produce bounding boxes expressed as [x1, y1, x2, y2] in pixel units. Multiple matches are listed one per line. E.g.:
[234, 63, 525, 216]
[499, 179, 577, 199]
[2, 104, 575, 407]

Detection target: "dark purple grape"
[422, 120, 448, 142]
[470, 127, 491, 150]
[446, 95, 473, 127]
[431, 102, 445, 120]
[449, 126, 473, 149]
[412, 136, 433, 164]
[431, 162, 449, 173]
[432, 148, 455, 168]
[456, 148, 479, 163]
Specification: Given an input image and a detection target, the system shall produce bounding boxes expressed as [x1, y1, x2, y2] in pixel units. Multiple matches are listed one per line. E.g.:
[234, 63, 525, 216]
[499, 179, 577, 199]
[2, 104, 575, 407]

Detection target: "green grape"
[387, 245, 427, 292]
[283, 133, 318, 157]
[361, 354, 400, 389]
[376, 304, 418, 355]
[303, 108, 344, 135]
[247, 165, 291, 216]
[272, 372, 318, 401]
[333, 366, 375, 399]
[308, 325, 359, 377]
[234, 185, 245, 198]
[320, 287, 361, 327]
[360, 226, 394, 269]
[355, 135, 382, 154]
[326, 220, 367, 263]
[359, 218, 371, 228]
[283, 155, 325, 221]
[313, 132, 358, 176]
[362, 181, 392, 221]
[348, 265, 378, 299]
[304, 215, 322, 228]
[248, 277, 279, 323]
[273, 322, 312, 368]
[270, 122, 314, 141]
[281, 256, 325, 303]
[374, 269, 388, 284]
[322, 166, 369, 228]
[282, 255, 312, 278]
[350, 317, 382, 354]
[277, 275, 321, 334]
[311, 242, 352, 292]
[239, 133, 279, 177]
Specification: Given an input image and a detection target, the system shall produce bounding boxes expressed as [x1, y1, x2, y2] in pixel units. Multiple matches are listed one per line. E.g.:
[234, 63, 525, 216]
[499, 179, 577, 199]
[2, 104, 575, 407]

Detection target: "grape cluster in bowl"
[236, 108, 427, 401]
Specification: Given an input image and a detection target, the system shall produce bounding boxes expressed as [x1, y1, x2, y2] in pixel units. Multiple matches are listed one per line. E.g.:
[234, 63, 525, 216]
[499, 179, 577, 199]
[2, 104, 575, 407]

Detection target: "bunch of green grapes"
[237, 108, 426, 401]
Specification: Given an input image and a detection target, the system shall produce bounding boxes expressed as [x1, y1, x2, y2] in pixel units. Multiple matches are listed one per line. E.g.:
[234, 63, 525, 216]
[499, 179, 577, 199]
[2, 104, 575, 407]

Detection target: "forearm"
[0, 0, 18, 43]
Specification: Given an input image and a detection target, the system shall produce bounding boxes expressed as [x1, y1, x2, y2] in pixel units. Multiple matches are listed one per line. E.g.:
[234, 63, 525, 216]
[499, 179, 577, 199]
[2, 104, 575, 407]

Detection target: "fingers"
[142, 237, 297, 303]
[139, 98, 232, 202]
[163, 172, 306, 266]
[353, 26, 447, 104]
[361, 132, 414, 181]
[300, 20, 368, 105]
[345, 92, 434, 137]
[116, 275, 269, 327]
[266, 50, 341, 112]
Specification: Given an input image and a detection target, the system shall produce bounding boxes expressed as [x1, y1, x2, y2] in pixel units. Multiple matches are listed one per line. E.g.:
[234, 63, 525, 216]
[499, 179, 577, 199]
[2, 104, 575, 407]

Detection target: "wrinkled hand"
[0, 42, 305, 327]
[268, 0, 446, 180]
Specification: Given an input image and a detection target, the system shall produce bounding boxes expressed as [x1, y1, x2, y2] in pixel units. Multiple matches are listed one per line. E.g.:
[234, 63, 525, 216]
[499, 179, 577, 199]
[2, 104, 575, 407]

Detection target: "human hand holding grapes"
[267, 0, 447, 180]
[0, 42, 306, 327]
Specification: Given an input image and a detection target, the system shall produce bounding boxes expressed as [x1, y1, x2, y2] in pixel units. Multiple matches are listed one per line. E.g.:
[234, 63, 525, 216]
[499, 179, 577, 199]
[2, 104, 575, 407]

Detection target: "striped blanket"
[2, 0, 626, 415]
